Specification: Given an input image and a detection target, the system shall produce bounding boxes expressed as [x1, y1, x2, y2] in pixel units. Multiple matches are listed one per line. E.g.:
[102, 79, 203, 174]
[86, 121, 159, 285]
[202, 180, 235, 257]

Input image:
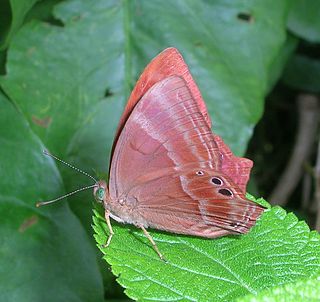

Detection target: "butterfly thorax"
[94, 180, 147, 226]
[107, 195, 149, 226]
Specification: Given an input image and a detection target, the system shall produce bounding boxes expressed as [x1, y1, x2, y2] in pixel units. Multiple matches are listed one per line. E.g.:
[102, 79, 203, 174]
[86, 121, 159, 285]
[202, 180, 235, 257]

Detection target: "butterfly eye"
[95, 187, 105, 202]
[211, 177, 223, 185]
[196, 171, 204, 176]
[218, 188, 233, 197]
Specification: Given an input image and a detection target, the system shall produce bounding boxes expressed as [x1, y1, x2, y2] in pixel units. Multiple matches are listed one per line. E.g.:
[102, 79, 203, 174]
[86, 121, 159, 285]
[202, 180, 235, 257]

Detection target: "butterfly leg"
[103, 210, 114, 248]
[138, 224, 165, 261]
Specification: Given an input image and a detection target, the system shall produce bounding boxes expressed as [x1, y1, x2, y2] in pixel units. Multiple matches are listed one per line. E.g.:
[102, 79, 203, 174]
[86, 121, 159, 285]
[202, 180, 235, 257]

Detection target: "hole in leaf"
[196, 171, 204, 176]
[237, 12, 254, 23]
[218, 188, 233, 197]
[104, 88, 113, 98]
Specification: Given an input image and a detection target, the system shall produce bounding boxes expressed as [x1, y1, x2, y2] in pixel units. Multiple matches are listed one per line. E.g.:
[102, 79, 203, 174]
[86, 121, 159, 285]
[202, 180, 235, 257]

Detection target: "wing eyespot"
[196, 171, 204, 176]
[218, 188, 233, 197]
[211, 177, 223, 185]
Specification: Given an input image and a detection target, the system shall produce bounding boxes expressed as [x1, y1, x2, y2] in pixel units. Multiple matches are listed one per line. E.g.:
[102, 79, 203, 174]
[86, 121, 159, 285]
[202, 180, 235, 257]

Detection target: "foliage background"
[0, 0, 319, 301]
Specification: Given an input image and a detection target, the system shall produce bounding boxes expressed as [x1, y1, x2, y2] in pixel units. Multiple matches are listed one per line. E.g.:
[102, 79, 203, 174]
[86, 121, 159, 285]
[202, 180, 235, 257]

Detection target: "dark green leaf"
[0, 0, 39, 50]
[25, 0, 63, 23]
[0, 0, 293, 229]
[0, 50, 6, 74]
[288, 0, 320, 43]
[93, 202, 320, 301]
[282, 55, 320, 92]
[126, 0, 292, 156]
[0, 93, 104, 302]
[266, 34, 298, 92]
[1, 0, 292, 158]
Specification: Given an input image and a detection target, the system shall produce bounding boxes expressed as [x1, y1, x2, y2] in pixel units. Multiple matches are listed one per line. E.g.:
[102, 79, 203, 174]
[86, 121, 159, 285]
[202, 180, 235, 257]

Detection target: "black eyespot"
[211, 177, 223, 185]
[196, 171, 204, 176]
[218, 188, 233, 197]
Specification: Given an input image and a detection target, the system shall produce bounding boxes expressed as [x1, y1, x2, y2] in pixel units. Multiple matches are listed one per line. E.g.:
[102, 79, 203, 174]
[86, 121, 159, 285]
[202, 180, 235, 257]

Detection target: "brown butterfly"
[38, 48, 265, 260]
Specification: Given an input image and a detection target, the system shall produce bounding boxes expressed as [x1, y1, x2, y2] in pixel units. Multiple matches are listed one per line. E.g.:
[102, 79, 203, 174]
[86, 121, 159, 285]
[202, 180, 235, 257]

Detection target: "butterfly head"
[94, 180, 108, 203]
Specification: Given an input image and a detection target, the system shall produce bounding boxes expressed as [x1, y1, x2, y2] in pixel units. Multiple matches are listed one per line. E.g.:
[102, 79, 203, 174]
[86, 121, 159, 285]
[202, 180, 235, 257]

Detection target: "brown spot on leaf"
[27, 47, 36, 56]
[32, 115, 52, 128]
[19, 215, 38, 232]
[194, 41, 203, 47]
[71, 15, 83, 22]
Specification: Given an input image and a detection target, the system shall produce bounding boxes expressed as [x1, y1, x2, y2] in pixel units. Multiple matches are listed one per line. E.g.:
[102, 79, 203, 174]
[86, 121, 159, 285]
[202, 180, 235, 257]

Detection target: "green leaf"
[0, 0, 293, 230]
[1, 0, 292, 158]
[25, 0, 63, 23]
[0, 50, 6, 74]
[0, 93, 103, 302]
[125, 0, 292, 156]
[1, 0, 127, 227]
[287, 0, 320, 43]
[0, 0, 39, 50]
[238, 276, 320, 302]
[0, 0, 296, 300]
[282, 54, 320, 93]
[266, 33, 298, 92]
[93, 202, 320, 301]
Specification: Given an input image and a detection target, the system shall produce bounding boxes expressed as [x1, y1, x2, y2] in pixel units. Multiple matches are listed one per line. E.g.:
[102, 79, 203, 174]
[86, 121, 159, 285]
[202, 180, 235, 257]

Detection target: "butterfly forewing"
[111, 48, 211, 161]
[109, 76, 264, 237]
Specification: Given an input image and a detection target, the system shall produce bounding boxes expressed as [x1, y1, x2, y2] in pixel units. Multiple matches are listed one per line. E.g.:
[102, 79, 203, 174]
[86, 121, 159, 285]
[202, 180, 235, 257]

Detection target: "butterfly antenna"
[36, 184, 97, 207]
[36, 150, 99, 207]
[43, 149, 97, 183]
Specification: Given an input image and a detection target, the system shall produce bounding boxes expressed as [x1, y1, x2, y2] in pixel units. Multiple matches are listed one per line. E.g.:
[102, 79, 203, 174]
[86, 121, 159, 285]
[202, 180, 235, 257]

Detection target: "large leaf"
[93, 200, 320, 302]
[122, 0, 292, 156]
[0, 93, 103, 302]
[0, 0, 292, 228]
[287, 0, 320, 43]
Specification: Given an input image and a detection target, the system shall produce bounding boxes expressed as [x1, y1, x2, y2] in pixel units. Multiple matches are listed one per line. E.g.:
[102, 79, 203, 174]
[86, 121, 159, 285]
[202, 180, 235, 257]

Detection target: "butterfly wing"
[111, 48, 211, 160]
[127, 167, 261, 237]
[108, 76, 264, 237]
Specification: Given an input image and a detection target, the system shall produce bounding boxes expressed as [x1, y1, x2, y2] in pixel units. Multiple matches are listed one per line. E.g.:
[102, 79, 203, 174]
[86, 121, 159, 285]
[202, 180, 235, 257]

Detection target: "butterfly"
[38, 48, 265, 260]
[94, 48, 265, 259]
